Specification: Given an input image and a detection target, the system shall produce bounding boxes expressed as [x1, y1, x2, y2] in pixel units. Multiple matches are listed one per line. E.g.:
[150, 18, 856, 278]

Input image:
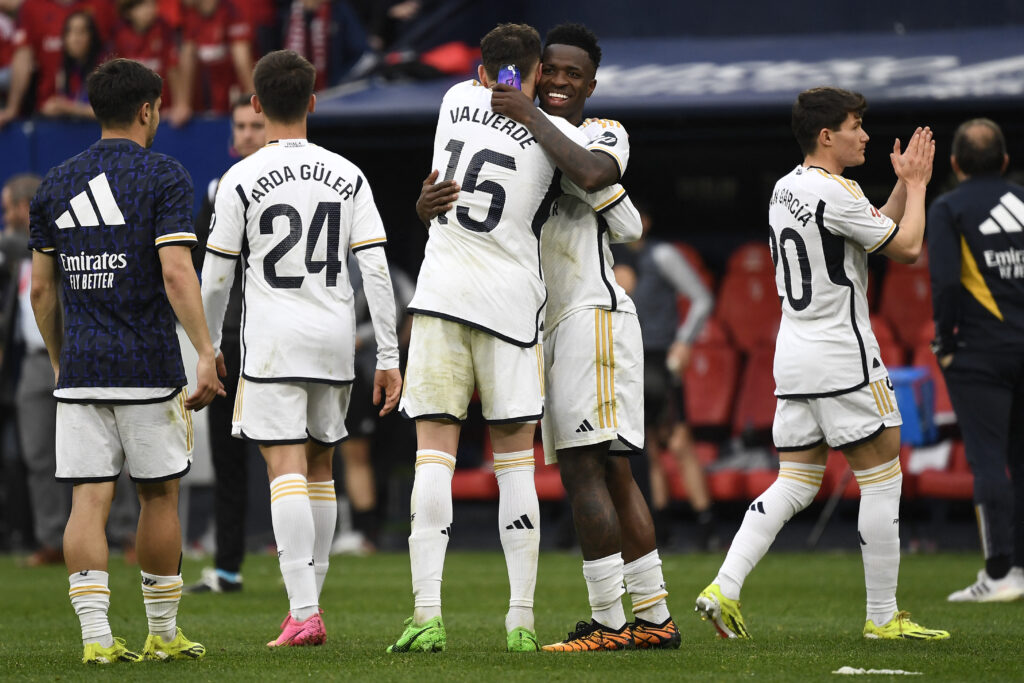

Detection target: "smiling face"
[828, 111, 870, 169]
[537, 43, 596, 125]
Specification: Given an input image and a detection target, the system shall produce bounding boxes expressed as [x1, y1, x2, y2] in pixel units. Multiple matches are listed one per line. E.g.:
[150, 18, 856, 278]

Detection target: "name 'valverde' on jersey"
[769, 165, 899, 398]
[28, 139, 196, 391]
[408, 79, 587, 346]
[206, 139, 386, 383]
[542, 117, 636, 330]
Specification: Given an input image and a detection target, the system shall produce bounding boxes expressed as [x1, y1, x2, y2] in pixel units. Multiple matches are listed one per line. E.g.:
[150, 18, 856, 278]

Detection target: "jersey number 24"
[260, 201, 342, 289]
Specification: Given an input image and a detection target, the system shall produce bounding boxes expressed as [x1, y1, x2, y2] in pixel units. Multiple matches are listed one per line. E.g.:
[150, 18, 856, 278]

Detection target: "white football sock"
[409, 449, 455, 624]
[494, 449, 540, 632]
[308, 480, 337, 599]
[854, 458, 902, 626]
[716, 461, 824, 600]
[140, 571, 182, 642]
[623, 549, 670, 624]
[69, 570, 113, 647]
[582, 553, 626, 630]
[269, 474, 318, 620]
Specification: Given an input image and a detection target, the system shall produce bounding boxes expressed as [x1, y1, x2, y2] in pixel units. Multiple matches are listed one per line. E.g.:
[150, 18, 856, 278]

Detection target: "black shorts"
[345, 362, 378, 440]
[643, 350, 687, 428]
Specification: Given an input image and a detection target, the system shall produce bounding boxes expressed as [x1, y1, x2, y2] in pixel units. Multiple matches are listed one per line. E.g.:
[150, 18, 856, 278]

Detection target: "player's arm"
[881, 126, 934, 264]
[0, 46, 33, 128]
[230, 38, 255, 93]
[925, 199, 960, 367]
[491, 84, 618, 192]
[29, 252, 61, 381]
[415, 170, 459, 227]
[169, 40, 195, 127]
[562, 178, 642, 243]
[352, 181, 402, 416]
[161, 245, 225, 409]
[651, 243, 714, 373]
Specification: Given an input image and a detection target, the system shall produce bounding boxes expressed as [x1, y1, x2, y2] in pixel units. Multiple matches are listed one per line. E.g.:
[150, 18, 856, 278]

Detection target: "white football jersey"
[408, 80, 586, 346]
[770, 165, 899, 397]
[541, 117, 638, 330]
[207, 139, 387, 383]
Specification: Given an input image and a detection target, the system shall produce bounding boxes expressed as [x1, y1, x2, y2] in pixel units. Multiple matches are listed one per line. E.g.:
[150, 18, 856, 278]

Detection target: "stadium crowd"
[0, 0, 479, 128]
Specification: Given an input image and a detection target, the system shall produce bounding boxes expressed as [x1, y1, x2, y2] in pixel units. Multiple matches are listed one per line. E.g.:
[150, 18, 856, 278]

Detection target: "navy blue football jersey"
[28, 138, 197, 391]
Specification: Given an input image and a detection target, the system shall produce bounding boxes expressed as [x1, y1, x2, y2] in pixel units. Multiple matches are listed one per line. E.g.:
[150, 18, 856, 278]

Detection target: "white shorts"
[232, 378, 352, 445]
[773, 377, 903, 451]
[56, 391, 193, 483]
[542, 309, 644, 464]
[400, 314, 544, 423]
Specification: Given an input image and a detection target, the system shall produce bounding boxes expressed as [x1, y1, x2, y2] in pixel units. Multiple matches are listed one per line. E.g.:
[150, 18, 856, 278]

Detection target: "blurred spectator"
[39, 10, 103, 119]
[1, 173, 71, 566]
[613, 205, 717, 549]
[0, 0, 117, 127]
[280, 0, 371, 89]
[0, 0, 19, 102]
[185, 94, 264, 594]
[333, 255, 413, 554]
[113, 0, 183, 109]
[234, 0, 276, 57]
[174, 0, 253, 126]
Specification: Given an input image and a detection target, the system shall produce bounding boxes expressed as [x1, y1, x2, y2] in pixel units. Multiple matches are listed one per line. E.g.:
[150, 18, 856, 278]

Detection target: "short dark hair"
[791, 87, 867, 156]
[544, 23, 601, 70]
[87, 58, 162, 127]
[231, 93, 255, 116]
[480, 23, 541, 82]
[952, 118, 1006, 176]
[253, 50, 315, 123]
[3, 173, 42, 204]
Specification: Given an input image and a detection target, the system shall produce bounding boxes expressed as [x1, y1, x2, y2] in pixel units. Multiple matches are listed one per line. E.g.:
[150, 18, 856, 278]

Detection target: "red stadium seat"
[716, 272, 781, 353]
[661, 443, 747, 502]
[692, 317, 730, 347]
[911, 343, 956, 426]
[732, 345, 777, 435]
[726, 241, 774, 277]
[879, 254, 933, 349]
[916, 440, 973, 500]
[684, 343, 740, 430]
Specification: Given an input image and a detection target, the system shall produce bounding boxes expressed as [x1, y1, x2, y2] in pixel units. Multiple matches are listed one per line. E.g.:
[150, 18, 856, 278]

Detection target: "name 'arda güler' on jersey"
[248, 160, 361, 204]
[447, 104, 537, 149]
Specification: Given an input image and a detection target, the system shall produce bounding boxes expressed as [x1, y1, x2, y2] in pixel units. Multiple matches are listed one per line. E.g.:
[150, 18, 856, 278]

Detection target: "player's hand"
[186, 353, 227, 410]
[490, 83, 537, 126]
[666, 341, 691, 376]
[416, 170, 459, 227]
[373, 367, 402, 417]
[890, 126, 935, 187]
[215, 351, 227, 378]
[167, 103, 192, 129]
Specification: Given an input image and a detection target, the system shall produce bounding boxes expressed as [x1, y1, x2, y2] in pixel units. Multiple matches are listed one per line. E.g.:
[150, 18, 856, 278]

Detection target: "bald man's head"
[952, 118, 1007, 177]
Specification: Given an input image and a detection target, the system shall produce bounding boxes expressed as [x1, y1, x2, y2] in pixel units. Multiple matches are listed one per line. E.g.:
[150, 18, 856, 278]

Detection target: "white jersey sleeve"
[580, 118, 630, 179]
[207, 168, 246, 259]
[349, 176, 388, 253]
[819, 174, 899, 254]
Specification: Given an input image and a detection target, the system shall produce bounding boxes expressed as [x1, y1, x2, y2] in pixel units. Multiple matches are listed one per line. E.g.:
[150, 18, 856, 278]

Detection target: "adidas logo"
[575, 419, 595, 433]
[440, 525, 452, 537]
[979, 192, 1024, 235]
[749, 501, 765, 514]
[55, 173, 125, 229]
[142, 577, 157, 586]
[505, 514, 534, 531]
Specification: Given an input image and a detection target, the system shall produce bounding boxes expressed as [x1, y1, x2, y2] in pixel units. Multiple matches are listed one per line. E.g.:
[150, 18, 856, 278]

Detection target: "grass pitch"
[1, 551, 1020, 681]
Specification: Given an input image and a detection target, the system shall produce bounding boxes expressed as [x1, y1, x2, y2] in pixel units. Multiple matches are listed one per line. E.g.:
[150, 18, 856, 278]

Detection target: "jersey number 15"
[436, 138, 516, 232]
